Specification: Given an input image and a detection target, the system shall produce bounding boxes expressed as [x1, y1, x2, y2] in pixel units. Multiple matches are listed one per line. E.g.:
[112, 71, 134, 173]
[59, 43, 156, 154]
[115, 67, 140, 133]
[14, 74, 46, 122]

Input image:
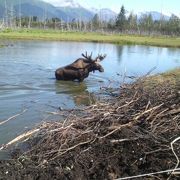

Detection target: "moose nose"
[99, 67, 104, 72]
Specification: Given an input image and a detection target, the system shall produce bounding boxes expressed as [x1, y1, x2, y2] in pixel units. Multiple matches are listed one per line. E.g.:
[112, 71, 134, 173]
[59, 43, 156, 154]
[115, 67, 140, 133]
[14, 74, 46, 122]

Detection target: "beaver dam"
[0, 69, 180, 180]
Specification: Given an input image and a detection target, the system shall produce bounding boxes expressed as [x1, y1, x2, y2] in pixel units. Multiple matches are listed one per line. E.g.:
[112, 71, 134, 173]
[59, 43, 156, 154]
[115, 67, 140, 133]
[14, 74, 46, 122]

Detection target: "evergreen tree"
[116, 5, 126, 31]
[92, 13, 100, 30]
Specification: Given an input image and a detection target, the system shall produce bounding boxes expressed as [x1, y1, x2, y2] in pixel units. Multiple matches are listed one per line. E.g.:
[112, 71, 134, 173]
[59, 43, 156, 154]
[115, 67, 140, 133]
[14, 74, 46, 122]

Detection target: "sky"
[43, 0, 180, 16]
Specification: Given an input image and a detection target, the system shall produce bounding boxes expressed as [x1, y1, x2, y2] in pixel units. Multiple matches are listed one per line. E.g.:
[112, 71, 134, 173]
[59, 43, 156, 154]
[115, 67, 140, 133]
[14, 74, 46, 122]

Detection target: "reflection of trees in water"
[167, 48, 180, 56]
[141, 46, 151, 54]
[127, 45, 155, 55]
[167, 48, 180, 64]
[116, 45, 124, 63]
[126, 45, 168, 57]
[55, 81, 96, 106]
[157, 47, 163, 55]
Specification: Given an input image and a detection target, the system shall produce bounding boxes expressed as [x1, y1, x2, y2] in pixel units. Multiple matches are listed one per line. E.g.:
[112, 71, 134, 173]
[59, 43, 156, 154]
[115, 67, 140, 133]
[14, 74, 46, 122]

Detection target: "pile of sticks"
[1, 75, 180, 180]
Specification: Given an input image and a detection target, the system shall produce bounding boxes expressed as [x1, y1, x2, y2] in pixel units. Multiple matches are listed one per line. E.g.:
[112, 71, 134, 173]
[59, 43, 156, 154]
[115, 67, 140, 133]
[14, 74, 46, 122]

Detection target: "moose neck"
[86, 63, 95, 73]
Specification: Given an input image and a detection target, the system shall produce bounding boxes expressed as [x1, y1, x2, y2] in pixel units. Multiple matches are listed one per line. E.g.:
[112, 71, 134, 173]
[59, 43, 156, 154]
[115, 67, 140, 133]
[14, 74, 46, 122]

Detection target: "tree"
[19, 0, 22, 28]
[116, 5, 126, 31]
[139, 14, 153, 35]
[168, 14, 180, 35]
[107, 18, 115, 30]
[4, 0, 8, 27]
[127, 12, 138, 33]
[91, 13, 100, 30]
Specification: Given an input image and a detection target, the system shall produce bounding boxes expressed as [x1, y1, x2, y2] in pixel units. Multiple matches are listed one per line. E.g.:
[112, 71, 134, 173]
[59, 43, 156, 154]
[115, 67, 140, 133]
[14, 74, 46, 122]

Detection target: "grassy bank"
[0, 28, 180, 47]
[143, 68, 180, 91]
[0, 68, 179, 179]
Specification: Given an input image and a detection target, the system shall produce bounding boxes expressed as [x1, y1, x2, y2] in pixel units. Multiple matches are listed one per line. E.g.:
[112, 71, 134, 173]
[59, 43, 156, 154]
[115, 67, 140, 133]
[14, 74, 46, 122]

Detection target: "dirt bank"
[0, 69, 179, 180]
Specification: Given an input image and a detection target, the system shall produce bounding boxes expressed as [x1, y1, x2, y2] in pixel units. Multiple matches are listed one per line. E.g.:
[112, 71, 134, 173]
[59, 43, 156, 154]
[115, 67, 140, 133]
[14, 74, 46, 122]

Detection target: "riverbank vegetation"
[0, 68, 179, 179]
[0, 4, 180, 47]
[0, 29, 180, 48]
[1, 5, 180, 37]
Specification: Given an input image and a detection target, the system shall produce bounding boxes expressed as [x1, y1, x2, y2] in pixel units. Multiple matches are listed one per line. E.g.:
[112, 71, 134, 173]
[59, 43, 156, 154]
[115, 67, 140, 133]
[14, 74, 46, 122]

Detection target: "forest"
[1, 5, 180, 36]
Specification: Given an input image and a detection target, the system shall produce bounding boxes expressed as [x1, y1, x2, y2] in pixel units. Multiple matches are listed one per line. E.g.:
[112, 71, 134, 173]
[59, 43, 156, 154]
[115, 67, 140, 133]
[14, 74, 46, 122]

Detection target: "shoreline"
[0, 29, 180, 48]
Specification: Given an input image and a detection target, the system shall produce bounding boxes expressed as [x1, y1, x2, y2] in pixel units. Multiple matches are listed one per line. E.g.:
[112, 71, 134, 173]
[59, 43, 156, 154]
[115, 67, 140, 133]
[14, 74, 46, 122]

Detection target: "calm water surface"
[0, 40, 179, 146]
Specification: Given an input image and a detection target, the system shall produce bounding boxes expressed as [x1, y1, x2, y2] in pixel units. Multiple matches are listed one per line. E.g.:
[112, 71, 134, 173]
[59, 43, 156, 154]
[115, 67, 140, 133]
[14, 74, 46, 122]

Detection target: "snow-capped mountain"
[88, 8, 117, 21]
[137, 11, 170, 21]
[0, 0, 175, 22]
[56, 0, 81, 8]
[39, 1, 177, 22]
[98, 8, 117, 21]
[43, 0, 81, 8]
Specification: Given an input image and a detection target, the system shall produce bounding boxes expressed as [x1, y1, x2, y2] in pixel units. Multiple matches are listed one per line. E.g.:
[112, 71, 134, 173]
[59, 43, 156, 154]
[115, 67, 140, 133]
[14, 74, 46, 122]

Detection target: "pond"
[0, 40, 179, 147]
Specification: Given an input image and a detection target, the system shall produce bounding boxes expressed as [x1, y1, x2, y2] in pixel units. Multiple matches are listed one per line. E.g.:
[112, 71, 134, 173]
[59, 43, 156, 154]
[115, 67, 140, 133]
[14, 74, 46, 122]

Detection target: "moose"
[55, 52, 106, 82]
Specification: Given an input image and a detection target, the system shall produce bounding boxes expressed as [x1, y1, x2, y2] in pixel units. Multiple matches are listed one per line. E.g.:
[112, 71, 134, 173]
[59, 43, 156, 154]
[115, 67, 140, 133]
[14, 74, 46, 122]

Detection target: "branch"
[115, 168, 180, 180]
[0, 109, 27, 126]
[0, 128, 40, 150]
[47, 138, 96, 163]
[100, 122, 132, 139]
[168, 136, 180, 179]
[134, 103, 164, 121]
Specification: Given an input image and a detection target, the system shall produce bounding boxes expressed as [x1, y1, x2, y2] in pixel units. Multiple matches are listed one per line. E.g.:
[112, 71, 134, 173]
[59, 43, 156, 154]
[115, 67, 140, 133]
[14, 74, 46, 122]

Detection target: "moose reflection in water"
[55, 52, 106, 82]
[55, 81, 96, 106]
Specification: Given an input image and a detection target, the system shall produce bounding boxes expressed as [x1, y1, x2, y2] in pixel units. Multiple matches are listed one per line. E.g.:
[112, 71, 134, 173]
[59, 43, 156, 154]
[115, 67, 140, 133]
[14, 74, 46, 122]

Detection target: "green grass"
[0, 28, 180, 48]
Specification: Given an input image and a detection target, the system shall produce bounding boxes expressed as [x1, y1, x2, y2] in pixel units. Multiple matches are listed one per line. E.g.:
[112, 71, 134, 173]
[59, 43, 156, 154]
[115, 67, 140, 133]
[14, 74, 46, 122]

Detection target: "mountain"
[57, 6, 94, 21]
[53, 0, 94, 21]
[0, 0, 173, 22]
[55, 0, 81, 8]
[0, 0, 69, 21]
[137, 11, 170, 21]
[0, 0, 94, 22]
[98, 8, 117, 21]
[89, 8, 117, 22]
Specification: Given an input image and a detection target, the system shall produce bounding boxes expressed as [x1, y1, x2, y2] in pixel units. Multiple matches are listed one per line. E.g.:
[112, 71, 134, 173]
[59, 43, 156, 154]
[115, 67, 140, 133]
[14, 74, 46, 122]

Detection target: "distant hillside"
[0, 0, 172, 22]
[0, 0, 94, 22]
[57, 6, 94, 21]
[0, 0, 68, 21]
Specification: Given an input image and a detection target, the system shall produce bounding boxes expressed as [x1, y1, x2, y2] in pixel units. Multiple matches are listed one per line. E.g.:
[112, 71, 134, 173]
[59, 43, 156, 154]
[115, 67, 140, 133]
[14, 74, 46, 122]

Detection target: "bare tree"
[60, 18, 64, 32]
[43, 3, 47, 29]
[4, 0, 8, 27]
[10, 4, 16, 28]
[19, 0, 22, 28]
[28, 16, 32, 28]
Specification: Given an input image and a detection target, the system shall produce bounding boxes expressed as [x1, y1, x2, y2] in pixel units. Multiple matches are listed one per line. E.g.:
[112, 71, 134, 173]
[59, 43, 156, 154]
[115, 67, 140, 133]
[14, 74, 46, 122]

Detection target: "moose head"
[81, 52, 106, 73]
[55, 52, 106, 82]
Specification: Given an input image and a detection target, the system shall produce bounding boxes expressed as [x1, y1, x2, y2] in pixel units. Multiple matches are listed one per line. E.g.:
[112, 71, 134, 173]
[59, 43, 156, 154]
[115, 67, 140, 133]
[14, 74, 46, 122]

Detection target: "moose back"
[55, 52, 106, 82]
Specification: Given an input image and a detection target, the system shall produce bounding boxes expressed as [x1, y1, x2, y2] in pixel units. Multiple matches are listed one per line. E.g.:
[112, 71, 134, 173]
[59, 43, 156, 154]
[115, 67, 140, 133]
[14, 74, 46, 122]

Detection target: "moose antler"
[95, 54, 107, 62]
[82, 51, 93, 61]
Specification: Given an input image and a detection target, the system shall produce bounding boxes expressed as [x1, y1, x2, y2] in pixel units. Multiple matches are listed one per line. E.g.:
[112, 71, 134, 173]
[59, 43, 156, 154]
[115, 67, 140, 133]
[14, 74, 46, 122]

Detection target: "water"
[0, 40, 179, 145]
